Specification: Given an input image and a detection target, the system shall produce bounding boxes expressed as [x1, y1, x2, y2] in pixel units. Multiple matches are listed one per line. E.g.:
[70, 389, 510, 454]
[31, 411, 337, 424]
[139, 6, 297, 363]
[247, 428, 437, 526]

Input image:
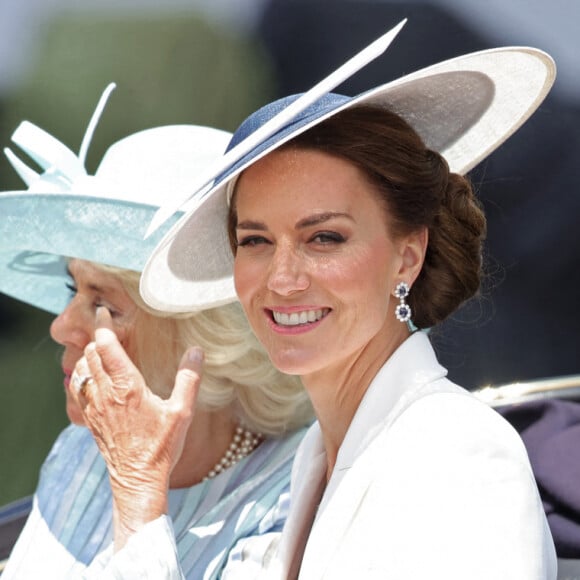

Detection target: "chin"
[66, 403, 86, 427]
[268, 348, 320, 376]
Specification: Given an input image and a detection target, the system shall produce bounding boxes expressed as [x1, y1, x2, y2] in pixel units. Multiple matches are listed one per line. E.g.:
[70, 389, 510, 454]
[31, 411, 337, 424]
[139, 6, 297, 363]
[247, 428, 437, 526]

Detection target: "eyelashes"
[237, 235, 269, 248]
[63, 281, 120, 317]
[310, 231, 346, 244]
[237, 231, 347, 247]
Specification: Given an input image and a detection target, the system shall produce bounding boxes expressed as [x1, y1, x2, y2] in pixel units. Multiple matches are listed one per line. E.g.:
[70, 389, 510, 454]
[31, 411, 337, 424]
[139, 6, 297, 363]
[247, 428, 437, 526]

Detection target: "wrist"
[110, 478, 170, 551]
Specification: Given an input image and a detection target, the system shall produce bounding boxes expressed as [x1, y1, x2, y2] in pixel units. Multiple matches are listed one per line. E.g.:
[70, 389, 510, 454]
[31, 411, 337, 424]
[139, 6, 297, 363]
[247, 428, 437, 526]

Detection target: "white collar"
[322, 331, 447, 509]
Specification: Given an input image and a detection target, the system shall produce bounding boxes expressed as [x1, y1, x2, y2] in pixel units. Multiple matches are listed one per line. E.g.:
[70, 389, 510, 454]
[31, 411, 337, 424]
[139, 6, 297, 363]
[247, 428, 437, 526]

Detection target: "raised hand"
[72, 306, 203, 550]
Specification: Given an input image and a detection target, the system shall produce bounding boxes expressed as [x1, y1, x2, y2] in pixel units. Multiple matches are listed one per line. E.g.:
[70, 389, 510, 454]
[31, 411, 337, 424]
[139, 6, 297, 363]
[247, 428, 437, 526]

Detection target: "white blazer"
[269, 332, 557, 580]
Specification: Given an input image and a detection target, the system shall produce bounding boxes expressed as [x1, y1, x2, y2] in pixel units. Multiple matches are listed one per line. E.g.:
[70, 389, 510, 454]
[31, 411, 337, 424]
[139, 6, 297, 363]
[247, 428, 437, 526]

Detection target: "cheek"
[234, 260, 268, 343]
[353, 237, 400, 292]
[234, 258, 259, 308]
[113, 322, 138, 361]
[319, 246, 392, 299]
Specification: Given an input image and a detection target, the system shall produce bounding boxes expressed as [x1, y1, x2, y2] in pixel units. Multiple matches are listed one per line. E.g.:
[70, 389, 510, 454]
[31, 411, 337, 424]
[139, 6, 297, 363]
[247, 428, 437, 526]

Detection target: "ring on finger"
[73, 373, 94, 397]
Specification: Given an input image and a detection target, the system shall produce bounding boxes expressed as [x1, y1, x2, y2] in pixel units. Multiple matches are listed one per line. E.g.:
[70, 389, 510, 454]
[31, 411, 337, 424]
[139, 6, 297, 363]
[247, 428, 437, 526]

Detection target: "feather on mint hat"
[0, 84, 232, 314]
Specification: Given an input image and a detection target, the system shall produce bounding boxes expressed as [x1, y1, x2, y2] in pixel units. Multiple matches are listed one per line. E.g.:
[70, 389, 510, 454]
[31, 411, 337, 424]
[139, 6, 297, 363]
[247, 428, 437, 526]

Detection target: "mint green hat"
[0, 84, 233, 314]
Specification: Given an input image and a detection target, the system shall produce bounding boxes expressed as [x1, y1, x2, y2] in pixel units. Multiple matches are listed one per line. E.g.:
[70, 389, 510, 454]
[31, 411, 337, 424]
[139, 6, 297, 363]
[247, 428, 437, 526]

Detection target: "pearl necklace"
[204, 426, 263, 480]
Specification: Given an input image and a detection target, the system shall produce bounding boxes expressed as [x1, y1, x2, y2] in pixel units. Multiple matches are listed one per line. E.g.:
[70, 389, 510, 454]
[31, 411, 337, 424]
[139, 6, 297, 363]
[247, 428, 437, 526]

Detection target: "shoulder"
[51, 422, 93, 447]
[353, 378, 546, 535]
[37, 425, 106, 501]
[42, 424, 98, 469]
[338, 382, 556, 579]
[359, 381, 548, 544]
[373, 379, 535, 487]
[390, 380, 529, 458]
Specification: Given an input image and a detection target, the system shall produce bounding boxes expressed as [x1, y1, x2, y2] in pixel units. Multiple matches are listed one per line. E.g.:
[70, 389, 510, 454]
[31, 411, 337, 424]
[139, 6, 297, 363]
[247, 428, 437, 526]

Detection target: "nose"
[49, 298, 93, 350]
[267, 243, 310, 296]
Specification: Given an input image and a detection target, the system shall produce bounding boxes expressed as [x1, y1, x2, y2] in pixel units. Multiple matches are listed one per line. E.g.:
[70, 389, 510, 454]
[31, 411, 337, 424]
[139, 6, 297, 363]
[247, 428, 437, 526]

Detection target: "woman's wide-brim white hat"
[0, 85, 232, 314]
[141, 38, 556, 313]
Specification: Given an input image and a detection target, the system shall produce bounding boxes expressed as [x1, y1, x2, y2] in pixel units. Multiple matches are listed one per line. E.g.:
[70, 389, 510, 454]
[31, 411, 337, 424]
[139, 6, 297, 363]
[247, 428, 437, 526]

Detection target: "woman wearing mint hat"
[136, 24, 559, 580]
[0, 85, 313, 579]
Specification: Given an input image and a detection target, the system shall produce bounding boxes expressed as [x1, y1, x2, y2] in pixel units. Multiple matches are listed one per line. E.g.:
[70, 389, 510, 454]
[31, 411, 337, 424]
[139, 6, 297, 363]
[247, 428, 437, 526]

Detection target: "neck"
[302, 326, 410, 479]
[169, 406, 238, 488]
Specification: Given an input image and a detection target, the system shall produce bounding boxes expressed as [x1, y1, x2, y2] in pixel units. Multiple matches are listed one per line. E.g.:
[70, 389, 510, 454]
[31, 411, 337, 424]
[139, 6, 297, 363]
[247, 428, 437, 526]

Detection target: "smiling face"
[232, 147, 426, 382]
[49, 259, 139, 424]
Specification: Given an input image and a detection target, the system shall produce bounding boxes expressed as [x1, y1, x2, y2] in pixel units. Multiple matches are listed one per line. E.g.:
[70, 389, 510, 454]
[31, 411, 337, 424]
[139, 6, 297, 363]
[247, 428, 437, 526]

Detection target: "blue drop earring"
[394, 281, 412, 323]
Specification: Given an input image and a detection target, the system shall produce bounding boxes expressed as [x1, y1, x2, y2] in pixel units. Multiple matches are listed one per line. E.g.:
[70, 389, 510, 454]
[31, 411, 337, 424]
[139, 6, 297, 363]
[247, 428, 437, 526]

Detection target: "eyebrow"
[237, 211, 353, 231]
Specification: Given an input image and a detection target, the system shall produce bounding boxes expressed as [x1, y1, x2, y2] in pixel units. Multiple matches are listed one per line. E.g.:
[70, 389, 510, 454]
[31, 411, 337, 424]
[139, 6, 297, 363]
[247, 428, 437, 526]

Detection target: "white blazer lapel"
[299, 448, 376, 578]
[271, 424, 327, 579]
[299, 333, 448, 578]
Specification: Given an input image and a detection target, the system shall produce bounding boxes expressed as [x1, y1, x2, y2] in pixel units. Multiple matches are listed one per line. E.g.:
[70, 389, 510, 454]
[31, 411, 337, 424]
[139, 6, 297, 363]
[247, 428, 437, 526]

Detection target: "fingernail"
[96, 306, 109, 321]
[188, 347, 204, 364]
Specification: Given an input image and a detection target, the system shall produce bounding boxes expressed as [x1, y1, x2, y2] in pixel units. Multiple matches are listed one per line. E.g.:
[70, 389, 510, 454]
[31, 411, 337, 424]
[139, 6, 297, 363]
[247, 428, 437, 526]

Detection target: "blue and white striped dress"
[2, 423, 307, 579]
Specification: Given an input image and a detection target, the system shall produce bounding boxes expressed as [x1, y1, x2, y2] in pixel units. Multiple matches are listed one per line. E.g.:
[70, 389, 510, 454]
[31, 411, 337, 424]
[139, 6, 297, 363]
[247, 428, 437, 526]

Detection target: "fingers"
[71, 356, 97, 404]
[76, 307, 134, 409]
[91, 306, 138, 385]
[96, 304, 115, 332]
[170, 347, 204, 414]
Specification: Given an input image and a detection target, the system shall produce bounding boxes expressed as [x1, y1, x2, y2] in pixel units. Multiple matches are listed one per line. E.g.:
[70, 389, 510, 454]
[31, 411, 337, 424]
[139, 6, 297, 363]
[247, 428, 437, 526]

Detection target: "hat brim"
[141, 46, 556, 313]
[0, 193, 183, 314]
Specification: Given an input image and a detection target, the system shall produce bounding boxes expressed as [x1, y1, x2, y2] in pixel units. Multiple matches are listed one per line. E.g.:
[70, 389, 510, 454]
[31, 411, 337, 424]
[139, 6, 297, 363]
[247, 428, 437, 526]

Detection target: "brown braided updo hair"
[228, 105, 486, 330]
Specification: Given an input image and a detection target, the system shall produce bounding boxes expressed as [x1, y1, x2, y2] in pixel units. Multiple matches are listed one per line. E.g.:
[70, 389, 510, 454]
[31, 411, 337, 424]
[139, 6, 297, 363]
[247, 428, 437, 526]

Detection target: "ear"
[397, 227, 428, 285]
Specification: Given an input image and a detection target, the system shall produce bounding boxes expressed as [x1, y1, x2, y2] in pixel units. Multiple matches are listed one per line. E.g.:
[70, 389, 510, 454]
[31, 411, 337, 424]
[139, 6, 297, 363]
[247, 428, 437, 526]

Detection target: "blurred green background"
[0, 10, 275, 507]
[0, 302, 63, 505]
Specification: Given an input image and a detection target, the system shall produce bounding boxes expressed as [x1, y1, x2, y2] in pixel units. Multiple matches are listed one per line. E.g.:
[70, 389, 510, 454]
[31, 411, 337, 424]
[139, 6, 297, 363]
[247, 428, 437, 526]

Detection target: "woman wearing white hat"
[135, 22, 559, 579]
[0, 86, 313, 579]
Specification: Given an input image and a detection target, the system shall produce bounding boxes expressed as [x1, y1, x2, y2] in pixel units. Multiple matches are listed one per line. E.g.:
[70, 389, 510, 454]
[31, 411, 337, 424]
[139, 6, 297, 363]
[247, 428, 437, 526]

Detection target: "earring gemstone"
[395, 303, 412, 322]
[394, 281, 410, 299]
[394, 281, 411, 322]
